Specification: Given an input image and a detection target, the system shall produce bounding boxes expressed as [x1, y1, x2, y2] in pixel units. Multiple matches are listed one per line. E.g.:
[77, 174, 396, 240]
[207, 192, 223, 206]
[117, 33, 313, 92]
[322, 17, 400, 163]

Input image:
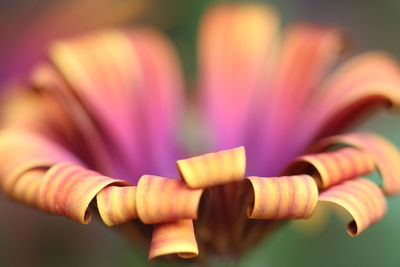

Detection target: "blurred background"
[0, 0, 400, 266]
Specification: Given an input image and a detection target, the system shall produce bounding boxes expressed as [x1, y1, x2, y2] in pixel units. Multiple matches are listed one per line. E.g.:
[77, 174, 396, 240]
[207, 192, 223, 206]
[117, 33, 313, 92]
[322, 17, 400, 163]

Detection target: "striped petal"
[246, 175, 318, 219]
[39, 163, 125, 223]
[0, 84, 74, 143]
[199, 3, 279, 150]
[286, 147, 375, 188]
[2, 161, 125, 224]
[294, 53, 400, 155]
[136, 175, 203, 224]
[0, 130, 80, 195]
[319, 178, 386, 236]
[31, 62, 126, 177]
[177, 146, 246, 189]
[315, 52, 400, 137]
[256, 24, 347, 175]
[266, 24, 346, 120]
[149, 219, 198, 261]
[312, 133, 400, 195]
[96, 186, 138, 226]
[49, 28, 183, 181]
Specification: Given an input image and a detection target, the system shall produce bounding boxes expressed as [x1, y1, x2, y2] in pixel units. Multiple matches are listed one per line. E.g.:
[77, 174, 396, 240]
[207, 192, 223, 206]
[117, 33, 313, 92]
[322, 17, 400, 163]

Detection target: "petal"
[294, 52, 400, 154]
[126, 29, 184, 176]
[0, 129, 130, 224]
[199, 3, 279, 150]
[136, 175, 203, 224]
[0, 131, 139, 226]
[319, 178, 386, 236]
[0, 129, 79, 193]
[177, 146, 246, 189]
[176, 148, 247, 255]
[96, 186, 138, 226]
[311, 132, 400, 195]
[265, 24, 346, 127]
[0, 85, 72, 141]
[246, 175, 318, 219]
[36, 162, 125, 223]
[256, 24, 347, 175]
[285, 147, 375, 188]
[31, 62, 120, 177]
[149, 219, 198, 260]
[49, 28, 184, 181]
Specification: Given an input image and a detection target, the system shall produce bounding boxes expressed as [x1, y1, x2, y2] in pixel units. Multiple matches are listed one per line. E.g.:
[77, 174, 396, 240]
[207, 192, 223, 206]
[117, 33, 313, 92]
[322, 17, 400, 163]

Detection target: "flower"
[1, 2, 400, 263]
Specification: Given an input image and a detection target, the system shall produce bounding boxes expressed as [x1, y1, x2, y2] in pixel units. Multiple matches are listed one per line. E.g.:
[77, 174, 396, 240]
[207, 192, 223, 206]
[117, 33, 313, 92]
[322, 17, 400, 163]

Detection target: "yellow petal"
[177, 146, 246, 189]
[149, 219, 198, 261]
[312, 133, 400, 195]
[97, 186, 137, 226]
[136, 175, 203, 224]
[246, 175, 318, 219]
[286, 147, 375, 188]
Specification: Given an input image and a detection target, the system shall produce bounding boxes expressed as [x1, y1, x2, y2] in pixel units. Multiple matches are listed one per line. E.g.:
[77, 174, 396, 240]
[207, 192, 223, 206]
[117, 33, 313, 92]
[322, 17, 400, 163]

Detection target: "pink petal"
[257, 24, 347, 175]
[198, 3, 279, 151]
[49, 29, 184, 182]
[294, 52, 400, 156]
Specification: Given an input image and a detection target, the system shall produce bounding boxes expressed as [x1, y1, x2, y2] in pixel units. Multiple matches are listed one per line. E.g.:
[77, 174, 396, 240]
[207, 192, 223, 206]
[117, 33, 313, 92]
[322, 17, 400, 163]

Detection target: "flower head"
[1, 3, 400, 263]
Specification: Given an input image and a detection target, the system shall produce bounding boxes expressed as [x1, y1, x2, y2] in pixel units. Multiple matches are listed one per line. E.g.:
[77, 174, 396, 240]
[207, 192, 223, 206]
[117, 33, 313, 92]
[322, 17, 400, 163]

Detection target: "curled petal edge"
[285, 147, 375, 189]
[1, 143, 392, 259]
[319, 178, 386, 236]
[311, 133, 400, 195]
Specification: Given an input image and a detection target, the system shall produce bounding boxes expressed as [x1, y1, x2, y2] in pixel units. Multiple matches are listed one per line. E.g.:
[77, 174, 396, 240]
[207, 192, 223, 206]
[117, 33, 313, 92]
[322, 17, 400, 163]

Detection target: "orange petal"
[199, 3, 279, 148]
[267, 24, 347, 120]
[49, 30, 143, 178]
[319, 178, 386, 236]
[0, 130, 79, 196]
[36, 162, 125, 223]
[256, 24, 347, 175]
[0, 84, 73, 142]
[10, 168, 46, 207]
[31, 62, 117, 176]
[246, 175, 318, 219]
[177, 146, 246, 189]
[317, 52, 400, 107]
[149, 219, 198, 261]
[312, 133, 400, 195]
[96, 185, 137, 226]
[298, 52, 400, 144]
[136, 175, 203, 224]
[286, 147, 375, 188]
[49, 28, 183, 180]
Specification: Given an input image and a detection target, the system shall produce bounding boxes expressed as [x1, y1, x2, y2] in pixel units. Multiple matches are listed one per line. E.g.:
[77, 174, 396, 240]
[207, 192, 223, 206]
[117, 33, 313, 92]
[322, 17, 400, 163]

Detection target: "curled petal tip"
[136, 175, 203, 224]
[37, 162, 125, 224]
[312, 133, 400, 195]
[246, 175, 318, 219]
[97, 185, 138, 226]
[149, 219, 198, 261]
[319, 178, 386, 236]
[177, 146, 246, 189]
[286, 147, 375, 188]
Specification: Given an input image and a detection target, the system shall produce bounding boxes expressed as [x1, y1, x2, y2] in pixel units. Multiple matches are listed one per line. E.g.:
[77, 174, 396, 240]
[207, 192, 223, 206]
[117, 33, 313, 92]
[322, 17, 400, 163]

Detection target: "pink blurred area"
[0, 0, 153, 83]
